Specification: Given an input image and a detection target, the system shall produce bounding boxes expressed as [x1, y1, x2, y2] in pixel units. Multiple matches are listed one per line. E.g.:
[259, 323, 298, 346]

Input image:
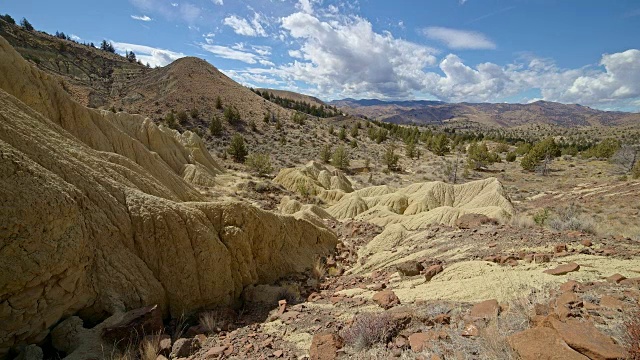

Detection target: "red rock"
[205, 346, 226, 358]
[424, 264, 443, 281]
[581, 239, 592, 247]
[223, 344, 234, 356]
[550, 318, 628, 360]
[433, 314, 450, 325]
[555, 244, 568, 253]
[102, 305, 163, 345]
[461, 323, 479, 337]
[394, 335, 407, 348]
[273, 350, 283, 358]
[277, 299, 287, 315]
[408, 332, 434, 352]
[508, 327, 588, 360]
[372, 290, 400, 309]
[544, 263, 580, 275]
[524, 254, 534, 263]
[599, 295, 626, 310]
[309, 332, 343, 360]
[469, 299, 500, 319]
[559, 280, 580, 293]
[605, 273, 627, 283]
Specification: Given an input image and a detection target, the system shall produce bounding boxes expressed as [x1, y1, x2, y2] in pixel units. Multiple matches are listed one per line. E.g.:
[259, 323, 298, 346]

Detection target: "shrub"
[165, 112, 177, 128]
[533, 208, 549, 226]
[430, 134, 450, 156]
[495, 143, 509, 153]
[467, 141, 499, 170]
[190, 108, 199, 119]
[224, 106, 241, 125]
[291, 112, 306, 125]
[328, 125, 334, 135]
[382, 146, 399, 172]
[405, 140, 418, 159]
[0, 14, 16, 25]
[349, 139, 358, 148]
[245, 153, 272, 176]
[338, 127, 347, 141]
[227, 134, 248, 162]
[521, 137, 559, 172]
[506, 151, 517, 162]
[340, 312, 396, 351]
[332, 145, 350, 170]
[632, 160, 640, 179]
[375, 129, 388, 144]
[249, 120, 257, 132]
[581, 138, 620, 159]
[20, 17, 34, 31]
[350, 125, 359, 138]
[320, 145, 331, 163]
[209, 115, 223, 136]
[215, 96, 223, 110]
[176, 110, 188, 125]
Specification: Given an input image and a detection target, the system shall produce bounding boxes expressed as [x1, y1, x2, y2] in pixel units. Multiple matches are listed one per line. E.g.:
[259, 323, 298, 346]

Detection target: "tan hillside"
[0, 35, 337, 358]
[113, 57, 294, 124]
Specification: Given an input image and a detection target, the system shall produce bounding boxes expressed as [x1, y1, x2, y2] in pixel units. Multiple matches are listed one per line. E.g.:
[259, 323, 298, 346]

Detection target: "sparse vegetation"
[209, 115, 223, 136]
[340, 312, 396, 351]
[228, 134, 248, 162]
[224, 106, 241, 125]
[20, 17, 34, 31]
[245, 153, 273, 176]
[382, 146, 400, 172]
[332, 145, 350, 170]
[320, 145, 331, 163]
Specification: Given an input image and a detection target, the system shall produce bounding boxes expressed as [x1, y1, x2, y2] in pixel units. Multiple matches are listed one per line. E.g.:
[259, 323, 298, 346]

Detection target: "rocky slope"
[0, 35, 337, 359]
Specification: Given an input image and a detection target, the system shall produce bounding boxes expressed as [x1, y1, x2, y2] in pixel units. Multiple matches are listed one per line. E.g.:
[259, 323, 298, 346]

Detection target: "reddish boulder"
[509, 327, 588, 360]
[408, 332, 433, 352]
[372, 290, 401, 309]
[469, 299, 500, 319]
[424, 264, 444, 281]
[544, 263, 580, 275]
[550, 318, 628, 360]
[396, 260, 424, 276]
[580, 239, 592, 247]
[461, 323, 479, 337]
[309, 332, 343, 360]
[555, 244, 568, 253]
[605, 273, 627, 283]
[533, 254, 552, 263]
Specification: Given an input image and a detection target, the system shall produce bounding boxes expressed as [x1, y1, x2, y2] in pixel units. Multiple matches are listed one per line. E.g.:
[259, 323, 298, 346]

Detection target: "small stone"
[461, 324, 479, 337]
[372, 290, 400, 309]
[581, 239, 592, 247]
[205, 346, 226, 358]
[273, 350, 283, 358]
[544, 263, 580, 276]
[555, 244, 568, 253]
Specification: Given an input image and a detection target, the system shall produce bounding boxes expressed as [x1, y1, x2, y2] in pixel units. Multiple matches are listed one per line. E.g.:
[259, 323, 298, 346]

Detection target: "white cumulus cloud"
[422, 27, 496, 50]
[278, 12, 438, 98]
[111, 41, 186, 67]
[131, 15, 152, 21]
[223, 13, 267, 37]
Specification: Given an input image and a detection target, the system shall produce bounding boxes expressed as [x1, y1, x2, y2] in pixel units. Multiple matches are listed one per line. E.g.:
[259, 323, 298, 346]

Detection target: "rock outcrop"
[327, 178, 514, 228]
[0, 35, 337, 358]
[274, 162, 353, 204]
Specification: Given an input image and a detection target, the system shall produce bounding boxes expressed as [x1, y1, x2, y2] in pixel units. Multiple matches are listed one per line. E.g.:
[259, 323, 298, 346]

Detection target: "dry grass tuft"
[340, 312, 396, 351]
[509, 213, 536, 228]
[312, 257, 326, 281]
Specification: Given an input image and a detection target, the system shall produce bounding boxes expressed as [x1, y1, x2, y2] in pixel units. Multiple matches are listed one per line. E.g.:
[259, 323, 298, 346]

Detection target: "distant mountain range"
[330, 98, 640, 128]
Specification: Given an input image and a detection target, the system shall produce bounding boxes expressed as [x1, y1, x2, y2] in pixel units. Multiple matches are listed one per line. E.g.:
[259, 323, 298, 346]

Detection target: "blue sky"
[3, 0, 640, 111]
